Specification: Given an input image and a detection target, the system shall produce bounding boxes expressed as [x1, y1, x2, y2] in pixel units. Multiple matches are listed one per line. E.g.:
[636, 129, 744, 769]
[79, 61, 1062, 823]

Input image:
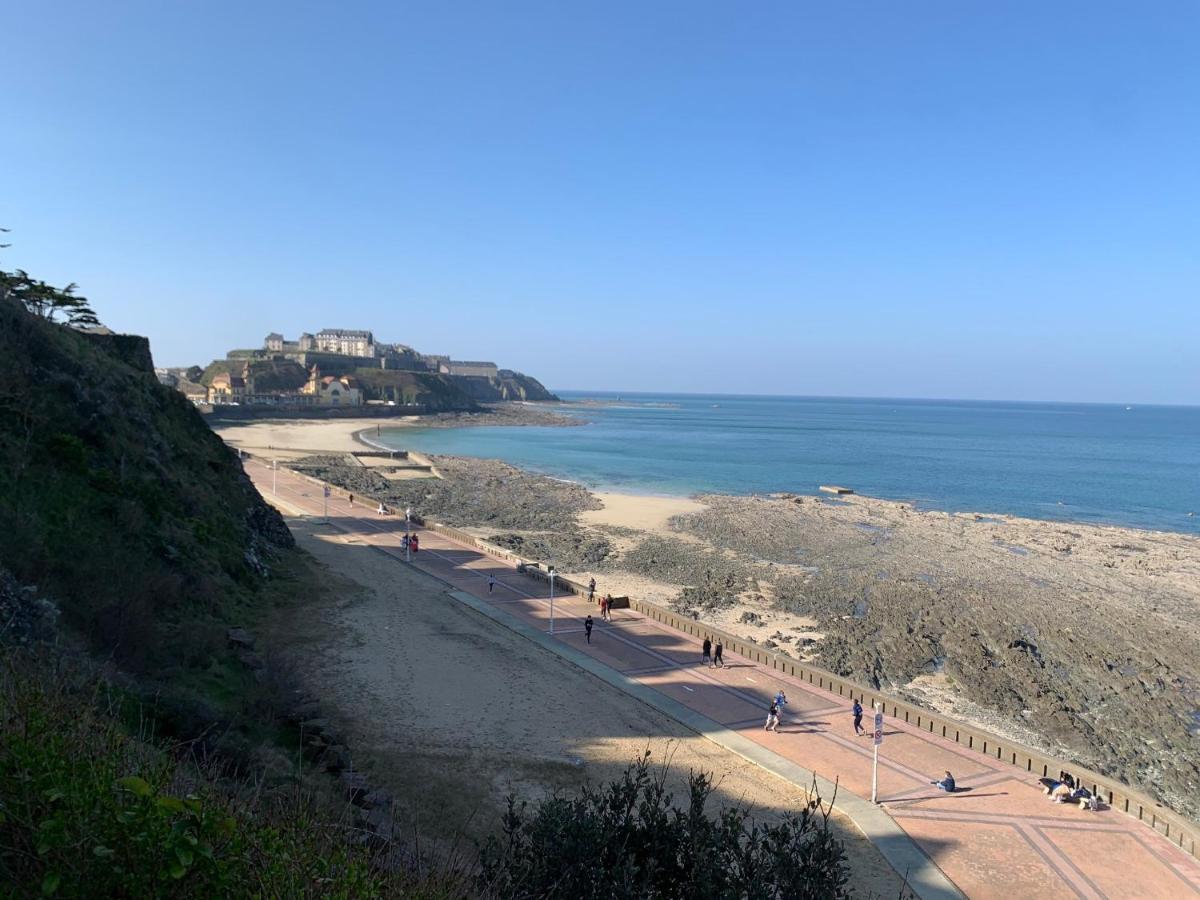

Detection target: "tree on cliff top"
[0, 229, 100, 327]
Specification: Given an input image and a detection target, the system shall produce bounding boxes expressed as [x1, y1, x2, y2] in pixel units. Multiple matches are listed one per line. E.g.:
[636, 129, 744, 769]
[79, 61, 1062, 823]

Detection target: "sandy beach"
[213, 414, 1200, 823]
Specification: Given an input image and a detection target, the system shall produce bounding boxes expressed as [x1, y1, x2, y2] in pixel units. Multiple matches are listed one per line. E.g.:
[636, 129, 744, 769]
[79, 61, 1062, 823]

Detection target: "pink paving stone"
[1041, 826, 1200, 899]
[896, 816, 1080, 900]
[249, 463, 1200, 899]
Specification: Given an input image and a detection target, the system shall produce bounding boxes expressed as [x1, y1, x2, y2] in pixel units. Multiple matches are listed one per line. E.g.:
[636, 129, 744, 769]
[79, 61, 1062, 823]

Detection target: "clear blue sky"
[4, 1, 1197, 403]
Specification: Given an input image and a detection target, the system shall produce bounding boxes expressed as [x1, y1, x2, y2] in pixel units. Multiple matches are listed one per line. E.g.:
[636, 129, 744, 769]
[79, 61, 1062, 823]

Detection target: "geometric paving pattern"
[248, 460, 1200, 899]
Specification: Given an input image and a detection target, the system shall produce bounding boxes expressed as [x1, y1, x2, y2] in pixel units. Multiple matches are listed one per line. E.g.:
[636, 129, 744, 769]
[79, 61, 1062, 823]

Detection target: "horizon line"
[548, 389, 1200, 410]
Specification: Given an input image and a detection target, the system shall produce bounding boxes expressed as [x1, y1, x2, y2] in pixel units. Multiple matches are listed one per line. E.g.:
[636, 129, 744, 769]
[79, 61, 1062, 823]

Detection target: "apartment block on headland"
[176, 325, 554, 409]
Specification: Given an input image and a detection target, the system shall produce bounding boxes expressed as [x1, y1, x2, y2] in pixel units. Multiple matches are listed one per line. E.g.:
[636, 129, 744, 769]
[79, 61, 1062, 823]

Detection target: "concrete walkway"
[249, 461, 1200, 900]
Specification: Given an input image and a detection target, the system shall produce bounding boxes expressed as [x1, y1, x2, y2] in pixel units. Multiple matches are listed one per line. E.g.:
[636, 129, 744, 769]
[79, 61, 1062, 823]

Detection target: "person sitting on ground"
[1069, 785, 1099, 810]
[1048, 782, 1073, 802]
[931, 771, 956, 792]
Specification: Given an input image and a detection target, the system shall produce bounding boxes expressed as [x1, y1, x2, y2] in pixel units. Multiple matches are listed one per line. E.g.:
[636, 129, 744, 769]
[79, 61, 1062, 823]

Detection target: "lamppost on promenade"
[548, 567, 557, 635]
[272, 459, 277, 496]
[405, 507, 412, 563]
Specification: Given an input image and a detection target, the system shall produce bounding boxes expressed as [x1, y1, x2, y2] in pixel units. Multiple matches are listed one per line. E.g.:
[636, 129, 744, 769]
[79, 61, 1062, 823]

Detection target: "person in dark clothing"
[584, 615, 593, 644]
[410, 534, 419, 553]
[588, 577, 596, 602]
[765, 701, 780, 732]
[702, 638, 712, 666]
[713, 641, 724, 667]
[852, 700, 864, 735]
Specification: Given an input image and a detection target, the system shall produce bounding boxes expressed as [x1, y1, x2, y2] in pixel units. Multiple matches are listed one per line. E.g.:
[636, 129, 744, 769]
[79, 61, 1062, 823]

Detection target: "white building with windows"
[314, 328, 375, 358]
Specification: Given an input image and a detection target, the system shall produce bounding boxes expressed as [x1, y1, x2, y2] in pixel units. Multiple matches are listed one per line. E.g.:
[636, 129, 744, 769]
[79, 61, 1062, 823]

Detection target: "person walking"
[402, 534, 410, 552]
[774, 690, 788, 725]
[600, 595, 610, 621]
[713, 641, 724, 667]
[410, 534, 419, 554]
[765, 700, 780, 733]
[584, 615, 593, 644]
[852, 699, 864, 736]
[588, 577, 596, 603]
[487, 574, 496, 594]
[702, 638, 713, 667]
[348, 493, 354, 507]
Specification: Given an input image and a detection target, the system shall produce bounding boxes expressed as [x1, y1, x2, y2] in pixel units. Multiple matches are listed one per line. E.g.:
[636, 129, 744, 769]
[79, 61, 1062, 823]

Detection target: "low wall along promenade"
[266, 455, 1200, 861]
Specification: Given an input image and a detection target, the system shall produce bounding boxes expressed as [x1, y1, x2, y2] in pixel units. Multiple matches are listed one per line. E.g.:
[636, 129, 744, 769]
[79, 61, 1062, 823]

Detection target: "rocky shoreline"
[291, 450, 1200, 823]
[371, 401, 587, 432]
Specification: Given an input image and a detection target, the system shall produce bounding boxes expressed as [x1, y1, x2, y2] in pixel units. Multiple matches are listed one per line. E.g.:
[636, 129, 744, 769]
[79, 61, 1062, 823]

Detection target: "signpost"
[322, 484, 330, 522]
[872, 703, 884, 803]
[405, 507, 412, 563]
[548, 568, 556, 635]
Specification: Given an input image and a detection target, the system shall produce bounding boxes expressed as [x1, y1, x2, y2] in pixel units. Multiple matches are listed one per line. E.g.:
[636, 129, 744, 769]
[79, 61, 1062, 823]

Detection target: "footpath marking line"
[250, 462, 963, 900]
[250, 461, 1200, 897]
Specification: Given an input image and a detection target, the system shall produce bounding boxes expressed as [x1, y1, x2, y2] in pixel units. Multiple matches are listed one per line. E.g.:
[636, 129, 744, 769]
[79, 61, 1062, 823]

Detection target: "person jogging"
[852, 699, 864, 735]
[713, 641, 724, 667]
[774, 690, 788, 724]
[702, 638, 713, 667]
[584, 615, 593, 644]
[765, 700, 780, 733]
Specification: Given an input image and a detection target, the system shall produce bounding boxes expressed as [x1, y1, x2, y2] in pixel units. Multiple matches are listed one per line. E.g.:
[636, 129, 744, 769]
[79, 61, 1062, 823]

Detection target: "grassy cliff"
[0, 294, 292, 673]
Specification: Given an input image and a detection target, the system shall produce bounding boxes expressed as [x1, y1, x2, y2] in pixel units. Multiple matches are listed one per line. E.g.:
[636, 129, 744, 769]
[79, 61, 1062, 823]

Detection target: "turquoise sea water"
[379, 393, 1200, 534]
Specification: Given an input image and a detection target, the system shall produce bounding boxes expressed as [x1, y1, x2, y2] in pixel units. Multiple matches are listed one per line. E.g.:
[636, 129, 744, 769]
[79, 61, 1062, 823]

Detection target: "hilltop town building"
[314, 328, 375, 358]
[187, 327, 542, 408]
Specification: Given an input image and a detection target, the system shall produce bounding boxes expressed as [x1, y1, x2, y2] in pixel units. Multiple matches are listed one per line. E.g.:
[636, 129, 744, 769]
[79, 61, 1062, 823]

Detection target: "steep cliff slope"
[0, 295, 292, 670]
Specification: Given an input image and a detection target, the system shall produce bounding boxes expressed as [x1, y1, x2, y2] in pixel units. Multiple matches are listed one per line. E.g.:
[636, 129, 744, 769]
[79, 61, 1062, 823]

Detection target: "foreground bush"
[478, 753, 850, 900]
[0, 650, 456, 899]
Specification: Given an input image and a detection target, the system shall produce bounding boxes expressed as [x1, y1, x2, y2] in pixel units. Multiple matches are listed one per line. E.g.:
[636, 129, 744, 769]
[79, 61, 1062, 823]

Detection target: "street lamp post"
[405, 507, 412, 563]
[548, 567, 556, 635]
[272, 459, 277, 496]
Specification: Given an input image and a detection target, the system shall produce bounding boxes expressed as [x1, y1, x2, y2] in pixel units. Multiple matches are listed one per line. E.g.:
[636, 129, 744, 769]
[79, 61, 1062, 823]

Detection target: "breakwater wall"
[266, 455, 1200, 861]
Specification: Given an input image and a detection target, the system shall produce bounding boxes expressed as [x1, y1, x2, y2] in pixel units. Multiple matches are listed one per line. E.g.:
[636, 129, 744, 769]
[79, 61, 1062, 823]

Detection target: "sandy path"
[276, 517, 905, 898]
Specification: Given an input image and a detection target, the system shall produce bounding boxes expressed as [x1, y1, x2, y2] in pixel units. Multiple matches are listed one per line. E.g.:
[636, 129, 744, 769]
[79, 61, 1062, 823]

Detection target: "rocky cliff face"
[452, 370, 558, 402]
[0, 295, 292, 669]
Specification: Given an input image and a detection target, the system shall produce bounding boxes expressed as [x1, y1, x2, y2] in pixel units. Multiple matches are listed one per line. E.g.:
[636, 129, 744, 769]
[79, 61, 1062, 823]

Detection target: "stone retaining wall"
[268, 458, 1199, 860]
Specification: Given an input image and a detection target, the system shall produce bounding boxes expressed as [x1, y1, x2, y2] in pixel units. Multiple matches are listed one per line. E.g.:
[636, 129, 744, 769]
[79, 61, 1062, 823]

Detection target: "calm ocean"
[379, 393, 1200, 534]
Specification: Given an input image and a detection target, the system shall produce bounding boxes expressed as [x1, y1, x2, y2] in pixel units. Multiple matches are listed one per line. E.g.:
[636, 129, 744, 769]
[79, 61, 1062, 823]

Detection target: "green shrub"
[0, 649, 436, 899]
[477, 753, 850, 900]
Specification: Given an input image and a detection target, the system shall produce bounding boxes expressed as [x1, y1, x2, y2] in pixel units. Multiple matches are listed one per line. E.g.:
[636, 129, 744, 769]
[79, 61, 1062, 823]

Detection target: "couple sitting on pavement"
[1041, 771, 1102, 810]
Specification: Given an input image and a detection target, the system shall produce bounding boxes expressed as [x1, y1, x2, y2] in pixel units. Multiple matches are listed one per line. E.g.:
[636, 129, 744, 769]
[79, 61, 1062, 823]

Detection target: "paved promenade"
[248, 460, 1200, 900]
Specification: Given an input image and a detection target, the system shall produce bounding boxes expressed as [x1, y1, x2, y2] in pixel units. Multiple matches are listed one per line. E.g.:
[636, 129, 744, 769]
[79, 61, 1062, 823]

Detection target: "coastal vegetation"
[0, 265, 857, 896]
